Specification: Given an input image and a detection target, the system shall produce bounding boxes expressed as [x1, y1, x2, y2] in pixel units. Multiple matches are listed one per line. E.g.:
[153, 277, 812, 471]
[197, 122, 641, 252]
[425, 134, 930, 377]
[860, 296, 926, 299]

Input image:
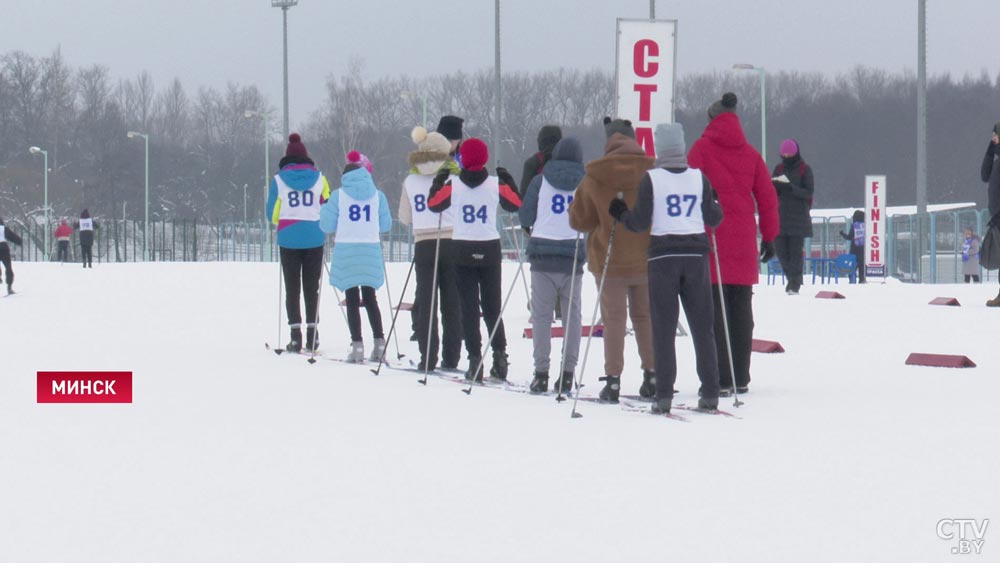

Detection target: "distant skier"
[74, 209, 98, 268]
[609, 123, 723, 414]
[840, 210, 865, 283]
[0, 216, 23, 295]
[266, 133, 330, 353]
[320, 151, 392, 362]
[54, 219, 73, 262]
[961, 227, 981, 283]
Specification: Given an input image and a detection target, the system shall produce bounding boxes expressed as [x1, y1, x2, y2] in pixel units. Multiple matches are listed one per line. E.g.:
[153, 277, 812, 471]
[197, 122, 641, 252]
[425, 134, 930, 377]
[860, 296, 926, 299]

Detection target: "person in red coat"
[688, 92, 779, 395]
[54, 219, 73, 262]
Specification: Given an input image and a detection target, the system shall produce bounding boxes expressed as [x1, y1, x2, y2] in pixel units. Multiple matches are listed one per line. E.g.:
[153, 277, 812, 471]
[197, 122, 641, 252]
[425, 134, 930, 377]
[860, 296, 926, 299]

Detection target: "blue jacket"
[320, 168, 392, 290]
[266, 158, 331, 249]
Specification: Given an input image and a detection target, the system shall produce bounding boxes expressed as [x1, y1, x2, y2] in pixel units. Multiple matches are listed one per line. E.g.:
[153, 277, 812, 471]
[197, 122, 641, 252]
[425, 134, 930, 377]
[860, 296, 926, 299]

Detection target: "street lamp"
[400, 91, 427, 128]
[28, 146, 49, 261]
[272, 0, 298, 139]
[733, 63, 766, 156]
[245, 110, 273, 260]
[127, 131, 150, 261]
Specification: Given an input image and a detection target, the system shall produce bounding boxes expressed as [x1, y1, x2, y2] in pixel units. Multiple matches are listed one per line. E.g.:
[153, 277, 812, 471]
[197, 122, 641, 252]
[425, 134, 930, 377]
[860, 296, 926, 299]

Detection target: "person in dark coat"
[979, 122, 1000, 306]
[74, 209, 99, 268]
[840, 210, 866, 283]
[0, 216, 24, 294]
[771, 139, 814, 294]
[520, 125, 563, 197]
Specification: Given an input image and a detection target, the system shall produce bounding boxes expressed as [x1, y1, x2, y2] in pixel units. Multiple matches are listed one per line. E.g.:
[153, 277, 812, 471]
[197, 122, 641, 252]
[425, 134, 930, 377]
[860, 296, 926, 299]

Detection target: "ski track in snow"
[2, 262, 996, 562]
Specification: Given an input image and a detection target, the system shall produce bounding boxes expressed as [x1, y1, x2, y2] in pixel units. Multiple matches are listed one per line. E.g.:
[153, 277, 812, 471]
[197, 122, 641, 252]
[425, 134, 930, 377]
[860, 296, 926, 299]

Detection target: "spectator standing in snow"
[266, 133, 330, 353]
[519, 137, 586, 394]
[320, 151, 392, 363]
[771, 139, 815, 295]
[54, 219, 73, 262]
[0, 216, 23, 295]
[979, 122, 1000, 306]
[840, 210, 866, 283]
[688, 93, 779, 396]
[961, 227, 981, 283]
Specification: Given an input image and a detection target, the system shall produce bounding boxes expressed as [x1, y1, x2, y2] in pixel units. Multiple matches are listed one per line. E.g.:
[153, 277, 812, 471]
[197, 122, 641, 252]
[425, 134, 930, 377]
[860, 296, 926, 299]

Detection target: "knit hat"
[537, 125, 563, 153]
[459, 138, 489, 171]
[346, 150, 373, 174]
[779, 139, 799, 157]
[285, 133, 309, 159]
[410, 126, 452, 156]
[551, 137, 583, 164]
[436, 115, 464, 141]
[708, 92, 738, 120]
[654, 123, 685, 155]
[81, 209, 90, 218]
[603, 117, 636, 139]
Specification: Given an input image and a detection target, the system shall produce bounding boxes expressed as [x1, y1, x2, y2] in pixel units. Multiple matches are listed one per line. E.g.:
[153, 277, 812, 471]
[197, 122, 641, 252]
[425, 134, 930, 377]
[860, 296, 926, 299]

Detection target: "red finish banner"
[37, 372, 133, 403]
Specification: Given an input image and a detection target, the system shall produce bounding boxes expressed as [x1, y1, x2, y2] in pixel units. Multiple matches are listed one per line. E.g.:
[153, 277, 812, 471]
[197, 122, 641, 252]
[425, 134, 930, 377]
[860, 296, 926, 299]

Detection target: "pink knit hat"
[346, 150, 373, 173]
[779, 139, 799, 157]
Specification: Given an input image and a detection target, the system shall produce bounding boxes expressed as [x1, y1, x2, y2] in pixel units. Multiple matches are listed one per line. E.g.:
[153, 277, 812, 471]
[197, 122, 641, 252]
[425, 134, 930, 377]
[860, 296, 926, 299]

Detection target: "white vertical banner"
[865, 175, 887, 278]
[615, 18, 677, 157]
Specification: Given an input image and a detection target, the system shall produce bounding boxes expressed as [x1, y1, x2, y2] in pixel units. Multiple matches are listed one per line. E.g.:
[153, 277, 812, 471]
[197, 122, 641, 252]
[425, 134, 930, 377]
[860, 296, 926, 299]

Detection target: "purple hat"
[779, 139, 799, 157]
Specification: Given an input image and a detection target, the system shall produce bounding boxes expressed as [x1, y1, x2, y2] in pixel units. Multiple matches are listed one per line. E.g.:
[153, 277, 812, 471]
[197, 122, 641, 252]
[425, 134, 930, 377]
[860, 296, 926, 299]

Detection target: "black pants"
[965, 274, 981, 283]
[413, 239, 463, 368]
[57, 240, 69, 262]
[0, 245, 13, 286]
[649, 256, 721, 401]
[455, 240, 506, 359]
[774, 234, 804, 290]
[851, 247, 865, 283]
[81, 243, 93, 267]
[712, 284, 755, 389]
[280, 246, 324, 327]
[345, 286, 384, 343]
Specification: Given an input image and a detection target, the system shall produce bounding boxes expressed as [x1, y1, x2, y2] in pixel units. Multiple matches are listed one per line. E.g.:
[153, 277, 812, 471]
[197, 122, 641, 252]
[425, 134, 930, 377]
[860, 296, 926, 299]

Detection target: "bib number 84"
[462, 205, 488, 224]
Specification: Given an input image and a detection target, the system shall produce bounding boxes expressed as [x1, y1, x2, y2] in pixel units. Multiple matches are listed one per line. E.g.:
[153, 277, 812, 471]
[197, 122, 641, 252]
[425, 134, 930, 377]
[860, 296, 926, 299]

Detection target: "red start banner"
[37, 371, 133, 404]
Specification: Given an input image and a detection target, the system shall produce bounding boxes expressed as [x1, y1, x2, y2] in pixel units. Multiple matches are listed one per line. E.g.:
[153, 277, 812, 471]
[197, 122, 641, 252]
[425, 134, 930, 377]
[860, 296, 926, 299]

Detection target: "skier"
[428, 138, 522, 381]
[74, 209, 98, 268]
[399, 126, 463, 371]
[320, 151, 392, 362]
[520, 125, 562, 197]
[840, 210, 866, 283]
[519, 137, 586, 394]
[0, 216, 23, 295]
[266, 133, 330, 353]
[608, 123, 723, 414]
[54, 219, 73, 262]
[961, 227, 981, 283]
[568, 118, 655, 402]
[771, 139, 815, 295]
[688, 92, 779, 396]
[979, 121, 1000, 306]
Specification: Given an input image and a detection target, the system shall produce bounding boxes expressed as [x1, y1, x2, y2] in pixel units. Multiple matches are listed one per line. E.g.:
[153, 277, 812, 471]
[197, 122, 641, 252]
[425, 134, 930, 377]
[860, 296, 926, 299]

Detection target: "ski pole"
[307, 247, 327, 364]
[382, 253, 405, 360]
[570, 192, 622, 418]
[555, 230, 583, 401]
[710, 229, 743, 407]
[372, 254, 416, 375]
[417, 213, 445, 385]
[272, 252, 285, 355]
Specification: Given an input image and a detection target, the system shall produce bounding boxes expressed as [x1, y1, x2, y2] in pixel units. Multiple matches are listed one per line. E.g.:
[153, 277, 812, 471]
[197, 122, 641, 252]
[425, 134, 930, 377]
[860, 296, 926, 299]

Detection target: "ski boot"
[369, 337, 387, 362]
[651, 396, 672, 414]
[346, 341, 365, 363]
[638, 370, 656, 399]
[464, 356, 484, 382]
[305, 326, 319, 353]
[6, 284, 13, 296]
[553, 371, 574, 394]
[988, 290, 1000, 307]
[697, 396, 719, 410]
[598, 375, 620, 403]
[529, 371, 549, 393]
[490, 351, 509, 381]
[285, 326, 302, 353]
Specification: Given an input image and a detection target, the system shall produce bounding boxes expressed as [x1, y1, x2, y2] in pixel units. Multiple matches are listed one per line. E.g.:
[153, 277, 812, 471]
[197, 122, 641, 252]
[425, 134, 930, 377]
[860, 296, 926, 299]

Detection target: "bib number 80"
[287, 190, 314, 208]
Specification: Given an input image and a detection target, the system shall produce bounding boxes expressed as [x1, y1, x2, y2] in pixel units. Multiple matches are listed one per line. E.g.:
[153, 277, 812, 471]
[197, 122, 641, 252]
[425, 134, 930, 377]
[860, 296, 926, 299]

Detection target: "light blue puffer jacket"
[320, 168, 392, 291]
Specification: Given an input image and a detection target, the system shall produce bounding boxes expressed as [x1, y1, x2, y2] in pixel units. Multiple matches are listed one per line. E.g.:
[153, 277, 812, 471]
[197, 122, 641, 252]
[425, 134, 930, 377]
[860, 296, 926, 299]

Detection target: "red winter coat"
[54, 223, 73, 240]
[688, 113, 779, 285]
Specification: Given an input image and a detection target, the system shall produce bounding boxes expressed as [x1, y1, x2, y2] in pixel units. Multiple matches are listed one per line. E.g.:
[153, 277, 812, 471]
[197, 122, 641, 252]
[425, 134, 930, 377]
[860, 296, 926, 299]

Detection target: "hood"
[701, 113, 750, 150]
[278, 161, 321, 190]
[340, 167, 378, 199]
[410, 157, 460, 177]
[542, 160, 585, 192]
[585, 134, 654, 188]
[537, 125, 562, 154]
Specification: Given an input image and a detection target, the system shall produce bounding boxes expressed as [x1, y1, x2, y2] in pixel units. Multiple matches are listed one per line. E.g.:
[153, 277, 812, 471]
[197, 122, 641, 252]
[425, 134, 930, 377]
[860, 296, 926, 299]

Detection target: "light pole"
[494, 0, 502, 169]
[28, 146, 49, 261]
[400, 91, 427, 128]
[245, 109, 272, 260]
[243, 184, 248, 224]
[127, 131, 150, 261]
[733, 63, 767, 156]
[272, 0, 298, 139]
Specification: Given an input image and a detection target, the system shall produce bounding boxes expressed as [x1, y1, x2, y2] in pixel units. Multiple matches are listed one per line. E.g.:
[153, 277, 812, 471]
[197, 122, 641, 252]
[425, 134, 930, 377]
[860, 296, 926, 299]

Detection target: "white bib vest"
[276, 175, 325, 222]
[649, 168, 705, 236]
[451, 177, 500, 242]
[79, 218, 94, 231]
[404, 174, 454, 230]
[530, 178, 577, 241]
[335, 190, 381, 243]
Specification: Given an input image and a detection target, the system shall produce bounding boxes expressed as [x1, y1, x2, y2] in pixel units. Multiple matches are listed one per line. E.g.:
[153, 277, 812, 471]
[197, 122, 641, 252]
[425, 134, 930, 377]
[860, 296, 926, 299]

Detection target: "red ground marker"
[928, 297, 961, 306]
[752, 339, 785, 353]
[905, 353, 976, 368]
[815, 291, 846, 299]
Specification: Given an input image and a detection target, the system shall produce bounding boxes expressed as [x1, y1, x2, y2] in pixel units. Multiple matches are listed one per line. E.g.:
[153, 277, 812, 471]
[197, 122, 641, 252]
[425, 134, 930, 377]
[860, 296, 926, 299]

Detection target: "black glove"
[759, 240, 775, 263]
[988, 141, 997, 157]
[432, 169, 450, 188]
[496, 166, 515, 186]
[774, 182, 791, 195]
[608, 198, 628, 220]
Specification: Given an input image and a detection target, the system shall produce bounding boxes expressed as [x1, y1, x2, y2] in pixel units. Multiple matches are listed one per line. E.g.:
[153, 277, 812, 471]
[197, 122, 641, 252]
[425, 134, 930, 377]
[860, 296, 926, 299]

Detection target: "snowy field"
[2, 261, 997, 562]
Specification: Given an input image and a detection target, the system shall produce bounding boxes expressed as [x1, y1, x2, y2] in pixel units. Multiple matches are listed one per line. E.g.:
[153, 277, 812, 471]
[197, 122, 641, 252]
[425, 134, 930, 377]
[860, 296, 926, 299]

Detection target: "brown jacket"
[569, 134, 654, 277]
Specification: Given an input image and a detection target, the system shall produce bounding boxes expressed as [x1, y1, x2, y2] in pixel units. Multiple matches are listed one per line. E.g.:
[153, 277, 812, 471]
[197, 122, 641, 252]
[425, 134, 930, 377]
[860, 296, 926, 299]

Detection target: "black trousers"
[774, 234, 805, 290]
[344, 286, 384, 342]
[413, 238, 463, 367]
[81, 243, 93, 267]
[455, 240, 506, 359]
[0, 245, 13, 286]
[712, 284, 755, 389]
[851, 248, 866, 283]
[280, 246, 324, 327]
[648, 256, 721, 401]
[57, 240, 69, 262]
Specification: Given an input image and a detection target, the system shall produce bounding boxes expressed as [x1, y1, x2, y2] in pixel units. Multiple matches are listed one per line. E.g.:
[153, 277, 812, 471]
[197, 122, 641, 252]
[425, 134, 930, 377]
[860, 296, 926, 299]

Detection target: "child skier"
[518, 137, 586, 393]
[0, 217, 23, 295]
[320, 151, 392, 362]
[608, 123, 723, 414]
[428, 138, 522, 381]
[840, 209, 866, 283]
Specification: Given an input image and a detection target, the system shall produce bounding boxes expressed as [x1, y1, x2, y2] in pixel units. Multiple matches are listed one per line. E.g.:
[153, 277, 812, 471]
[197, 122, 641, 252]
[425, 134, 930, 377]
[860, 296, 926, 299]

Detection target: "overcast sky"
[3, 0, 996, 130]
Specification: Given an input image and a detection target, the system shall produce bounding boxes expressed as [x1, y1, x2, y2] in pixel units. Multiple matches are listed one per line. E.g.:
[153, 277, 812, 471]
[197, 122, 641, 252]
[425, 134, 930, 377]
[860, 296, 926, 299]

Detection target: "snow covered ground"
[2, 261, 996, 562]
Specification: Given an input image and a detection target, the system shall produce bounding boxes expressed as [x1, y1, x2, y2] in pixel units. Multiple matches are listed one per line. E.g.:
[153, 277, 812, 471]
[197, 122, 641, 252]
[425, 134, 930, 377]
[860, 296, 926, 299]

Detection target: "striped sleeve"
[499, 182, 522, 212]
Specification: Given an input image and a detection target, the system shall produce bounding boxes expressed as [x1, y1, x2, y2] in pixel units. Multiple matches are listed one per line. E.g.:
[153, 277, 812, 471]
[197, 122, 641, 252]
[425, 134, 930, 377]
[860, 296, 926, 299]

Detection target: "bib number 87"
[462, 205, 488, 224]
[666, 194, 698, 217]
